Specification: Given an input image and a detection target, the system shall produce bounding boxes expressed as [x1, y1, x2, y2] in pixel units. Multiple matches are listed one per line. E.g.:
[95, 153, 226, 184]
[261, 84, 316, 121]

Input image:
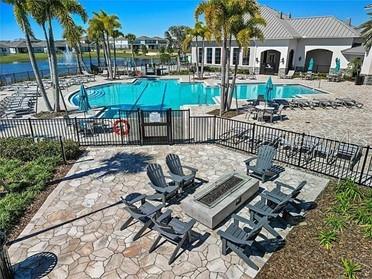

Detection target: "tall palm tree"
[196, 0, 262, 114]
[183, 25, 200, 77]
[165, 25, 189, 72]
[28, 0, 87, 112]
[360, 10, 372, 51]
[112, 29, 124, 78]
[126, 33, 137, 70]
[63, 24, 85, 74]
[87, 17, 103, 67]
[3, 0, 52, 111]
[195, 22, 211, 79]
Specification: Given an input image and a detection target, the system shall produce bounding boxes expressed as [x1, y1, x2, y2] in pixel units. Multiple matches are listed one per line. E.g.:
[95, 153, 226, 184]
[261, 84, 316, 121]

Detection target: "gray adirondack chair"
[217, 214, 269, 270]
[246, 193, 293, 239]
[149, 209, 196, 264]
[120, 193, 163, 241]
[264, 181, 307, 210]
[166, 154, 198, 190]
[147, 163, 180, 205]
[245, 145, 279, 182]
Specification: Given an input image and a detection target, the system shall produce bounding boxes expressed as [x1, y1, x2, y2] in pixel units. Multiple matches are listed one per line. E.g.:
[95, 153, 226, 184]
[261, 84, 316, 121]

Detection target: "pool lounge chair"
[289, 98, 313, 109]
[335, 98, 363, 108]
[282, 135, 322, 162]
[166, 153, 198, 190]
[218, 214, 271, 270]
[147, 163, 180, 205]
[219, 126, 253, 144]
[149, 209, 196, 264]
[120, 193, 163, 241]
[245, 145, 280, 182]
[283, 70, 295, 79]
[305, 71, 313, 80]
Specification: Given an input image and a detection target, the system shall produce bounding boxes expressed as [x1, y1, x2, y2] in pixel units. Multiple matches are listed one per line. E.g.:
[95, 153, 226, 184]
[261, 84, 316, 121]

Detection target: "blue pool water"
[70, 78, 322, 117]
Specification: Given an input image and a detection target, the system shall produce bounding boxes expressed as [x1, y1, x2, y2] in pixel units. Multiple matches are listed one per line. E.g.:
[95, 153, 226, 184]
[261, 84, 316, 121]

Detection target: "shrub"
[318, 230, 337, 249]
[325, 214, 346, 232]
[341, 258, 362, 279]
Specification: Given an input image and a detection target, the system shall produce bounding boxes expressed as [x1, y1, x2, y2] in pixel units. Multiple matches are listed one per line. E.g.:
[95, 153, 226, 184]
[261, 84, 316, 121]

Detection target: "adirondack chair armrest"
[183, 219, 197, 234]
[217, 230, 251, 245]
[183, 166, 198, 174]
[246, 203, 277, 218]
[148, 182, 168, 193]
[167, 172, 185, 183]
[244, 157, 257, 167]
[164, 175, 177, 183]
[146, 204, 164, 217]
[232, 214, 256, 228]
[157, 209, 172, 223]
[274, 181, 295, 191]
[121, 194, 146, 205]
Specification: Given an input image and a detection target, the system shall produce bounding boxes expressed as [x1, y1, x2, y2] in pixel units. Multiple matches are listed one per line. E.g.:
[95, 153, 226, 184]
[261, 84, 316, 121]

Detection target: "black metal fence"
[0, 109, 371, 187]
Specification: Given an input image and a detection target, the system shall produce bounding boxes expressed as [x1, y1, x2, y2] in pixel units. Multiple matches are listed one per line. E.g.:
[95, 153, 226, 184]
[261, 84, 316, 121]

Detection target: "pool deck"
[9, 144, 329, 279]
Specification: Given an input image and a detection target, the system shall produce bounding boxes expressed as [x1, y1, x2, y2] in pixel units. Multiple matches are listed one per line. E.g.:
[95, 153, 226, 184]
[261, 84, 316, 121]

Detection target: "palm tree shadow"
[13, 252, 58, 279]
[49, 152, 154, 184]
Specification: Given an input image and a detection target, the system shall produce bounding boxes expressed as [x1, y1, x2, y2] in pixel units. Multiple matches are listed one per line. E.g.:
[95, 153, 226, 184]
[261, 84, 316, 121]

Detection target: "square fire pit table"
[181, 172, 259, 229]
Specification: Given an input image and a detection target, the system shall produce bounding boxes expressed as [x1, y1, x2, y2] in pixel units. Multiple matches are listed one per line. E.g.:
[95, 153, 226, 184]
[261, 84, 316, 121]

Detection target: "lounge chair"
[166, 153, 197, 190]
[335, 98, 363, 108]
[147, 163, 180, 205]
[149, 209, 196, 264]
[289, 98, 313, 109]
[254, 132, 282, 148]
[120, 193, 163, 241]
[283, 70, 295, 79]
[272, 104, 285, 121]
[263, 181, 307, 211]
[282, 135, 322, 162]
[326, 143, 363, 171]
[219, 126, 253, 144]
[217, 214, 271, 270]
[305, 71, 313, 80]
[245, 145, 279, 182]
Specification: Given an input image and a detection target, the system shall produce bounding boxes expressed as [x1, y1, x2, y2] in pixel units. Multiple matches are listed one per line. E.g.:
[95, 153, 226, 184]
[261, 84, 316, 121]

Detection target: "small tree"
[141, 44, 148, 55]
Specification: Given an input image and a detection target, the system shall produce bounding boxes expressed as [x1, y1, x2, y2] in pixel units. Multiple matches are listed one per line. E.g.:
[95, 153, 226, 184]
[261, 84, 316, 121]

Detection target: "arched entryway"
[259, 50, 281, 74]
[287, 49, 294, 72]
[305, 49, 333, 73]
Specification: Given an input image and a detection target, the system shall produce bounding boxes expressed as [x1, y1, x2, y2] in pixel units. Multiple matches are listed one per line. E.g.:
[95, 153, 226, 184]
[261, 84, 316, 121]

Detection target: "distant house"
[113, 36, 167, 50]
[191, 5, 369, 79]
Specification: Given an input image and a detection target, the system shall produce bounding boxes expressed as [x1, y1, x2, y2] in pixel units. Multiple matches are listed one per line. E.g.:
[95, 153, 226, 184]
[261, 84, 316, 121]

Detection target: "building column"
[361, 49, 372, 85]
[278, 49, 289, 77]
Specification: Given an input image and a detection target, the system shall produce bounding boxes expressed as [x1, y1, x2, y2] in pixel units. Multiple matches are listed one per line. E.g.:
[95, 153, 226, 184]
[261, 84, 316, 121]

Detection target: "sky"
[0, 0, 370, 40]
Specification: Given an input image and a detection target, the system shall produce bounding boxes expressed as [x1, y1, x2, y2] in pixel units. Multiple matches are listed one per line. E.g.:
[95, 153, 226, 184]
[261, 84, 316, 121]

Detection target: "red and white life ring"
[113, 119, 130, 135]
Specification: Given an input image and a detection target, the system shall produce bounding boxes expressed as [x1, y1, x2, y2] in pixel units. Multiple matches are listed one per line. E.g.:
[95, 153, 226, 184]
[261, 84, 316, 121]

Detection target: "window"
[242, 48, 250, 65]
[206, 48, 213, 64]
[232, 48, 240, 65]
[198, 48, 203, 63]
[215, 48, 221, 64]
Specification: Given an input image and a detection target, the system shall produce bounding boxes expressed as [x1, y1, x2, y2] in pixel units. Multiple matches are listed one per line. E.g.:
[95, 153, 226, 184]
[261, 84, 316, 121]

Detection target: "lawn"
[0, 138, 82, 237]
[257, 180, 372, 279]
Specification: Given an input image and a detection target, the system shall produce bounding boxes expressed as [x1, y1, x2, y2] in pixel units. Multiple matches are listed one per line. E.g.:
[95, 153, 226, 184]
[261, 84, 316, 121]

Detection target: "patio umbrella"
[265, 76, 274, 102]
[335, 58, 341, 73]
[307, 58, 314, 72]
[78, 84, 91, 113]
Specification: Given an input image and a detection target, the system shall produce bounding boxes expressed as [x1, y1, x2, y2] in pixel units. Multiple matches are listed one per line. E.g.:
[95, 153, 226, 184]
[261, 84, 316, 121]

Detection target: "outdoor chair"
[283, 70, 295, 79]
[217, 214, 271, 270]
[263, 181, 307, 211]
[219, 126, 253, 144]
[335, 98, 363, 108]
[272, 104, 285, 121]
[246, 193, 293, 238]
[325, 143, 363, 171]
[282, 135, 322, 162]
[147, 163, 180, 205]
[166, 153, 198, 190]
[305, 71, 313, 80]
[289, 98, 313, 109]
[120, 193, 163, 241]
[245, 145, 279, 182]
[149, 209, 196, 264]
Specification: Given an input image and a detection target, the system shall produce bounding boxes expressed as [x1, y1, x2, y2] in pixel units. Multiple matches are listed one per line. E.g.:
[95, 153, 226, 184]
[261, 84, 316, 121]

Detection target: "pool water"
[70, 78, 321, 117]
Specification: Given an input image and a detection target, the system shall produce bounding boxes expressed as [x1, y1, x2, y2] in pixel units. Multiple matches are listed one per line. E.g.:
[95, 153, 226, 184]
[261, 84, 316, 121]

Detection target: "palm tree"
[360, 10, 372, 51]
[63, 24, 85, 74]
[195, 22, 211, 79]
[165, 25, 189, 72]
[183, 24, 200, 78]
[141, 44, 148, 55]
[196, 0, 262, 114]
[112, 29, 124, 78]
[3, 0, 52, 111]
[126, 33, 136, 70]
[87, 17, 102, 67]
[28, 0, 87, 112]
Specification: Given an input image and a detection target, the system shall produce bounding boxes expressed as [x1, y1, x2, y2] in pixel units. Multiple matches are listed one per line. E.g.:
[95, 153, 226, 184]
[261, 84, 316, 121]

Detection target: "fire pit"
[181, 172, 259, 229]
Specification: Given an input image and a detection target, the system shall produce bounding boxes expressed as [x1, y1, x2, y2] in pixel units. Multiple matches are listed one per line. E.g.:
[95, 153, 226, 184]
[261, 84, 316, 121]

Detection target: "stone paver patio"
[9, 144, 329, 279]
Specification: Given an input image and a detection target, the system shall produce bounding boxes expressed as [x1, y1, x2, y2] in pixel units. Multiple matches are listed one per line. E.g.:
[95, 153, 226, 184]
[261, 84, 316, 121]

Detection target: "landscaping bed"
[257, 180, 372, 279]
[207, 108, 244, 118]
[0, 138, 82, 240]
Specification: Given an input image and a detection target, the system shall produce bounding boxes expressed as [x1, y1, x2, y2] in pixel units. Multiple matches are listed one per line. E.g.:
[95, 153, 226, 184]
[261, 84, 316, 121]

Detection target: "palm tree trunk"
[113, 37, 117, 78]
[102, 34, 113, 79]
[106, 33, 113, 78]
[74, 46, 83, 74]
[131, 44, 136, 71]
[201, 39, 205, 79]
[227, 60, 239, 110]
[24, 23, 52, 111]
[195, 38, 199, 78]
[96, 40, 101, 66]
[177, 51, 181, 72]
[77, 42, 85, 73]
[220, 37, 227, 115]
[42, 23, 54, 84]
[224, 35, 232, 111]
[48, 17, 61, 112]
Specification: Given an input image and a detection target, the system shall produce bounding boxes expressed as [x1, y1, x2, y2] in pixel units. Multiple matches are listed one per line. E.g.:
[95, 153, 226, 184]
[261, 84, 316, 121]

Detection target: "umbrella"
[78, 84, 91, 113]
[265, 76, 274, 102]
[307, 58, 314, 72]
[335, 58, 341, 73]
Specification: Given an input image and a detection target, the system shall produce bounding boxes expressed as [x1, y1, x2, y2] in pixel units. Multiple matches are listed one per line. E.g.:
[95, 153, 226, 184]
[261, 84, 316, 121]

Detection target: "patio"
[8, 144, 329, 279]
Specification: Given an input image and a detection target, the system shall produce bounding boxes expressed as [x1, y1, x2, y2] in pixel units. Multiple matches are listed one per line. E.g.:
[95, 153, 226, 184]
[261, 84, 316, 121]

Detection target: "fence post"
[167, 109, 173, 145]
[28, 118, 35, 139]
[250, 123, 256, 154]
[213, 115, 216, 143]
[74, 117, 81, 145]
[60, 136, 67, 165]
[359, 145, 370, 185]
[297, 133, 306, 167]
[0, 232, 14, 279]
[118, 110, 124, 145]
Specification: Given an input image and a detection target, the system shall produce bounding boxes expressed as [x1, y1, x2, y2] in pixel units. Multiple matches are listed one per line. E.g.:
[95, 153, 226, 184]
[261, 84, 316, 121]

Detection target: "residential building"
[113, 36, 167, 50]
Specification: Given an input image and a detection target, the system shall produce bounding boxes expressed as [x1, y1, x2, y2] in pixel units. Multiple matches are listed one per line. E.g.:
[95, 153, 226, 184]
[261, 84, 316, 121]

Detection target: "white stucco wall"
[361, 49, 372, 76]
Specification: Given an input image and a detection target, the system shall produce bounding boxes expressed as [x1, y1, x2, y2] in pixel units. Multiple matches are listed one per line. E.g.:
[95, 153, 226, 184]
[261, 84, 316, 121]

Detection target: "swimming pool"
[70, 78, 322, 117]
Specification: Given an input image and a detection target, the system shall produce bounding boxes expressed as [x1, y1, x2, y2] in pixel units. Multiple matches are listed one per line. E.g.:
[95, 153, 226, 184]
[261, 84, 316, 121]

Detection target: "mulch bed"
[7, 162, 75, 242]
[257, 181, 372, 279]
[207, 109, 244, 118]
